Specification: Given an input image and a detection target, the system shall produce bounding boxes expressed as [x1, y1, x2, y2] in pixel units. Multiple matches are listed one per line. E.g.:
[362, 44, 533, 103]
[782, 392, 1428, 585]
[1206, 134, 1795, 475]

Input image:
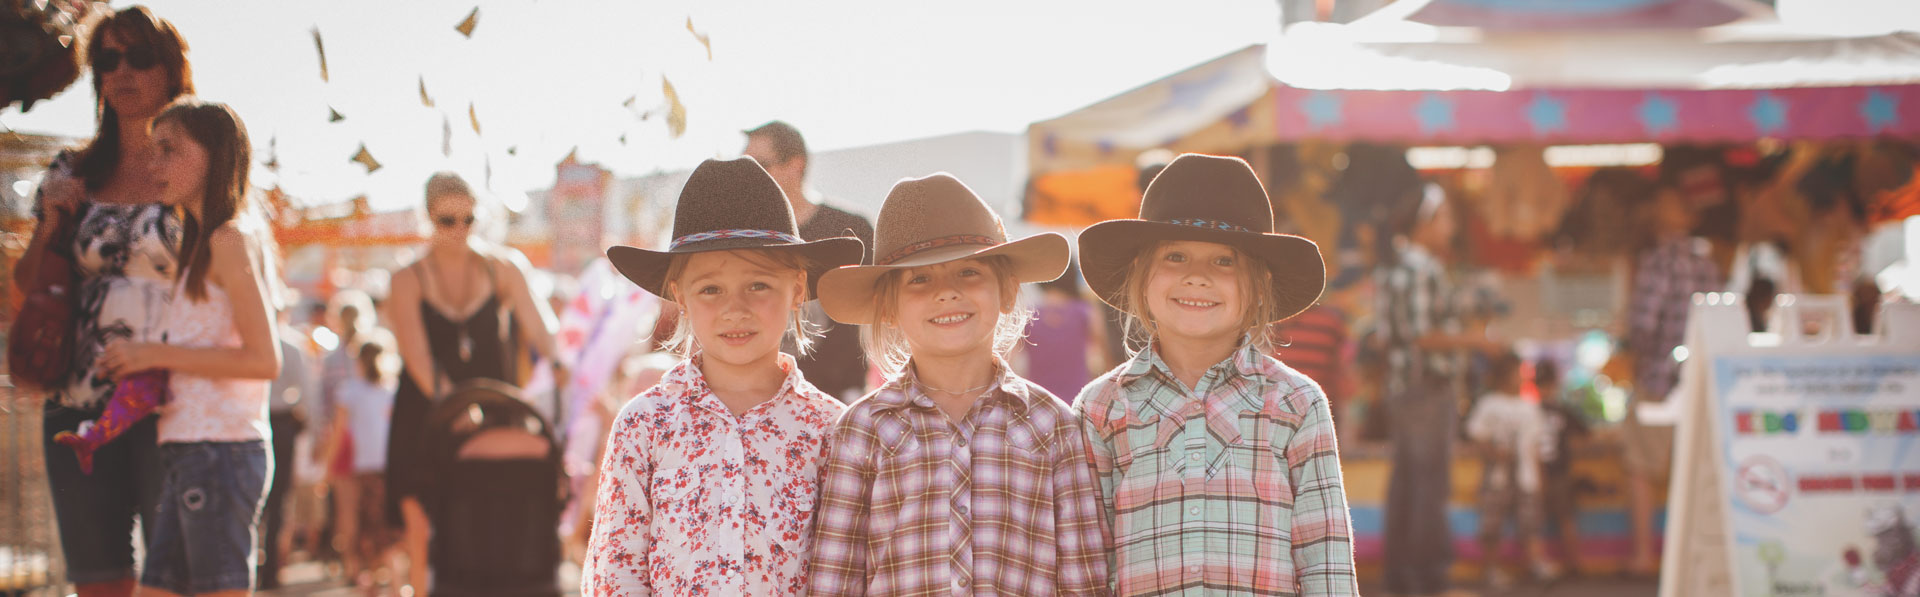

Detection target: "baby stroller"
[418, 379, 567, 597]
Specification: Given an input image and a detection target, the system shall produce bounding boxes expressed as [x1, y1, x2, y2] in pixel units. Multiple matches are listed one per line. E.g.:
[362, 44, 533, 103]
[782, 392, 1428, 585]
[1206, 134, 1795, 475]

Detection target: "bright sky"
[0, 0, 1282, 210]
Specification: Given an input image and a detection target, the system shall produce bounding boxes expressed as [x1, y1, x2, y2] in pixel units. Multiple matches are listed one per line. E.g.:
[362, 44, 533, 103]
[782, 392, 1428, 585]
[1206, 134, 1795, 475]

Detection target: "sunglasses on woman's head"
[435, 214, 476, 228]
[92, 46, 159, 73]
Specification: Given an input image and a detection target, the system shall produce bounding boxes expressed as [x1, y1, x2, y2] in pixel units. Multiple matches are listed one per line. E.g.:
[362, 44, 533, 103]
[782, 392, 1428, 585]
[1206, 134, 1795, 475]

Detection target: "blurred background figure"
[1015, 259, 1109, 401]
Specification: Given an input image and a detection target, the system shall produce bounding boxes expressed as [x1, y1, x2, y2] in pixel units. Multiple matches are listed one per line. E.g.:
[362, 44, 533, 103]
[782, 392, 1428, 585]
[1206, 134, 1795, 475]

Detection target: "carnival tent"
[1026, 0, 1920, 224]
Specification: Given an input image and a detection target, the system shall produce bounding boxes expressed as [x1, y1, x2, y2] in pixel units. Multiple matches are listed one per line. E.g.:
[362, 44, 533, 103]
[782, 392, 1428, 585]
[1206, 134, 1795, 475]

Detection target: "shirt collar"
[676, 351, 806, 417]
[873, 359, 1032, 417]
[1116, 341, 1271, 447]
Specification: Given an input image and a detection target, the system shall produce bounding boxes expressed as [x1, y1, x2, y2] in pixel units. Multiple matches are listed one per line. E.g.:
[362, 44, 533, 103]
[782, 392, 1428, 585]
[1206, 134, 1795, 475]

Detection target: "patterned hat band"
[1168, 218, 1253, 233]
[880, 234, 999, 266]
[669, 229, 803, 250]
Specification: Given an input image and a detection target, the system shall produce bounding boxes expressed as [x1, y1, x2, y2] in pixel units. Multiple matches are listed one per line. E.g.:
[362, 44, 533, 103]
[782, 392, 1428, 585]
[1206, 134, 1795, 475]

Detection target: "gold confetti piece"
[468, 102, 482, 135]
[312, 28, 328, 82]
[455, 7, 479, 38]
[419, 75, 434, 107]
[328, 107, 344, 122]
[350, 143, 381, 173]
[662, 77, 686, 139]
[687, 17, 711, 61]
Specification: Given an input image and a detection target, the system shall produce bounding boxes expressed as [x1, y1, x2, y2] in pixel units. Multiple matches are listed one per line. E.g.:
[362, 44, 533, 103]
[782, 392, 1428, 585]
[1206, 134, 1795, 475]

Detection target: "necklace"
[918, 380, 993, 395]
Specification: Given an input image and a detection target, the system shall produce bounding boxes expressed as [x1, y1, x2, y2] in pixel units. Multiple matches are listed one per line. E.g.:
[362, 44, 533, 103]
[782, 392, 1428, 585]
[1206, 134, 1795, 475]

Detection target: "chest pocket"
[1216, 409, 1295, 507]
[649, 467, 707, 549]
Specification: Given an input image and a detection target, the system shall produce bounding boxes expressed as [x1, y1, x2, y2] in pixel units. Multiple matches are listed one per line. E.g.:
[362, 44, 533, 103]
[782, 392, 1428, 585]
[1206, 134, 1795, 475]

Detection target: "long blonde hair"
[1110, 241, 1289, 356]
[859, 255, 1029, 379]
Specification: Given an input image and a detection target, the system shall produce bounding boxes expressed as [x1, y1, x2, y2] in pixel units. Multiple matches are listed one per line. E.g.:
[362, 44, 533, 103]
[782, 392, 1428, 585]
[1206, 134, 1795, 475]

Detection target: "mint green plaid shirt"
[1077, 343, 1358, 596]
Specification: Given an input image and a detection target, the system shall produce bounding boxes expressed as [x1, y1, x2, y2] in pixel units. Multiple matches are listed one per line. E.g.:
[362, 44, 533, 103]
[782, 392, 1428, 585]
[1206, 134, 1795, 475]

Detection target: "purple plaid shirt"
[1628, 237, 1722, 402]
[807, 365, 1110, 596]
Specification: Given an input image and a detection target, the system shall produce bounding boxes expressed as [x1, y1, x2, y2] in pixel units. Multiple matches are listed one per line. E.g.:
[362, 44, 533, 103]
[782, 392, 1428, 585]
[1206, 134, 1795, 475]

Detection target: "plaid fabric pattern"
[581, 353, 845, 597]
[1375, 246, 1461, 397]
[808, 366, 1109, 596]
[1628, 238, 1722, 402]
[1077, 343, 1358, 596]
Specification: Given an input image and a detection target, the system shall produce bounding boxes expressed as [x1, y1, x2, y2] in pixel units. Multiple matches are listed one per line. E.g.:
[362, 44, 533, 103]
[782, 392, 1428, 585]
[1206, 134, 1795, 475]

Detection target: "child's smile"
[1144, 240, 1246, 344]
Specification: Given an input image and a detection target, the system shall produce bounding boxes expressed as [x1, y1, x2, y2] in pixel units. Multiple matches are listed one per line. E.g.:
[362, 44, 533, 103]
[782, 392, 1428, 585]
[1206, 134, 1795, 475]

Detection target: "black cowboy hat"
[607, 157, 863, 299]
[1077, 153, 1325, 323]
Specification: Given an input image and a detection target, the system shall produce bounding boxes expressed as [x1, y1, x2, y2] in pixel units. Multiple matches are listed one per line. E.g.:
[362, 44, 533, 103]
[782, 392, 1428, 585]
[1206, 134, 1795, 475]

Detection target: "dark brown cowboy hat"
[818, 173, 1068, 325]
[1077, 153, 1324, 323]
[606, 157, 863, 299]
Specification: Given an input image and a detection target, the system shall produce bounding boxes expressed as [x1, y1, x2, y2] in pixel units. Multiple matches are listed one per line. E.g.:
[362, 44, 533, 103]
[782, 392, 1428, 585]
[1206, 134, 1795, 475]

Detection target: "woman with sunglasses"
[383, 172, 563, 596]
[14, 7, 192, 597]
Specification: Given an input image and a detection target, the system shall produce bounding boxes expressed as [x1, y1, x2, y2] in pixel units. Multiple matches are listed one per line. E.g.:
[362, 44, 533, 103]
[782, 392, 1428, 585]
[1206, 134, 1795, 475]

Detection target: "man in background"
[744, 121, 876, 401]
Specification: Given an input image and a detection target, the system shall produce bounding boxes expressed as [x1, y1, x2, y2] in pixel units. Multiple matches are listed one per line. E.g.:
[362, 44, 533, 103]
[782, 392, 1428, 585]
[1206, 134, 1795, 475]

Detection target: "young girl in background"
[807, 173, 1108, 596]
[327, 329, 400, 588]
[96, 99, 282, 597]
[582, 157, 863, 596]
[1074, 153, 1357, 596]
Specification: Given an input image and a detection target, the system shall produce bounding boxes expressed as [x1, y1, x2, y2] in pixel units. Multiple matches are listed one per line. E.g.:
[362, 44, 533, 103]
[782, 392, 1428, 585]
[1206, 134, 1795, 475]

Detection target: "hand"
[98, 340, 165, 380]
[38, 168, 84, 220]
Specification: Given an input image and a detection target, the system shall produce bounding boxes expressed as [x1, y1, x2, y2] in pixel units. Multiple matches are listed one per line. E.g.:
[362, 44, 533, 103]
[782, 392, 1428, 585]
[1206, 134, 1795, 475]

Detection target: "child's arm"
[99, 225, 280, 381]
[1286, 389, 1359, 596]
[581, 406, 656, 597]
[1075, 385, 1122, 590]
[808, 412, 878, 597]
[1051, 409, 1111, 597]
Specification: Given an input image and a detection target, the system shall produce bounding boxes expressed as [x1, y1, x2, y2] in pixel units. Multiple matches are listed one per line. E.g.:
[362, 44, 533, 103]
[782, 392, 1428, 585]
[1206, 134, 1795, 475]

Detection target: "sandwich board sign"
[1661, 295, 1920, 597]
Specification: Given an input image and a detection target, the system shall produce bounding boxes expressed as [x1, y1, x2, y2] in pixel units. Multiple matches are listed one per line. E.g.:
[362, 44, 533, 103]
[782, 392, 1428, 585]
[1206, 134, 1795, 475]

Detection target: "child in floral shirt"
[582, 157, 863, 596]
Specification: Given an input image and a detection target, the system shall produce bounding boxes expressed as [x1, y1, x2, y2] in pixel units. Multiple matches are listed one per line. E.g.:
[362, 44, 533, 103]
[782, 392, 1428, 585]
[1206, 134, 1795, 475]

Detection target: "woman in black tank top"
[385, 172, 561, 596]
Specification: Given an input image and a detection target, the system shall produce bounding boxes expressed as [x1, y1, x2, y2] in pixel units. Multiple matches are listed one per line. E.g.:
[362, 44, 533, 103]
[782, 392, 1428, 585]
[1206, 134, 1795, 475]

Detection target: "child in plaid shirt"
[1074, 154, 1358, 596]
[807, 173, 1108, 596]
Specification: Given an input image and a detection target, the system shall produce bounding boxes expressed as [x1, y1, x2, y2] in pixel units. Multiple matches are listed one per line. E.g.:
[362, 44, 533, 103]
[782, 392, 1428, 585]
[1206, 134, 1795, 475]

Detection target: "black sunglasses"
[435, 214, 476, 228]
[92, 46, 160, 73]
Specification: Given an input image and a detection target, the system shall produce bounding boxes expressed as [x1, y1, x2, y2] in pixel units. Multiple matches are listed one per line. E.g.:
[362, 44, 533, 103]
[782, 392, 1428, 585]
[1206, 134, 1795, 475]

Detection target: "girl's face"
[894, 258, 1011, 364]
[1143, 240, 1247, 346]
[669, 250, 806, 370]
[428, 194, 478, 249]
[150, 121, 206, 208]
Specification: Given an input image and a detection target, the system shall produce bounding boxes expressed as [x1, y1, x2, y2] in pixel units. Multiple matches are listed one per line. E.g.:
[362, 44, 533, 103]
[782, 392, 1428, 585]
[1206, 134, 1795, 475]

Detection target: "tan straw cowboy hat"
[817, 173, 1068, 325]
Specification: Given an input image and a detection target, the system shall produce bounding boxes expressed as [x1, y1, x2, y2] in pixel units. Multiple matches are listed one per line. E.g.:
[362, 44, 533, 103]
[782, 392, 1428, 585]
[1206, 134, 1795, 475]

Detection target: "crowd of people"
[15, 5, 1910, 597]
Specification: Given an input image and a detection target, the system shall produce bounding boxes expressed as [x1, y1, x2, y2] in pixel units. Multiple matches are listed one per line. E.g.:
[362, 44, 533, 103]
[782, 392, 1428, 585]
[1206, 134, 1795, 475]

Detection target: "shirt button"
[1189, 506, 1201, 516]
[1188, 565, 1200, 574]
[725, 493, 741, 505]
[954, 578, 965, 588]
[956, 438, 968, 448]
[956, 505, 969, 515]
[1189, 452, 1202, 461]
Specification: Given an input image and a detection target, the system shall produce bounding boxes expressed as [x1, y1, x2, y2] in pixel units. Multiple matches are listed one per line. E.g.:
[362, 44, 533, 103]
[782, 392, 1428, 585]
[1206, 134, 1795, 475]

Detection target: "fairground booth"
[1024, 0, 1920, 581]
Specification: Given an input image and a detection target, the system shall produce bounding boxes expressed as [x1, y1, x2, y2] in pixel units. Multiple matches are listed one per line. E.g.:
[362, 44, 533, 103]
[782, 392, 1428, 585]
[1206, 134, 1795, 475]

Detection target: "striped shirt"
[1078, 343, 1358, 596]
[1267, 305, 1349, 421]
[808, 364, 1109, 597]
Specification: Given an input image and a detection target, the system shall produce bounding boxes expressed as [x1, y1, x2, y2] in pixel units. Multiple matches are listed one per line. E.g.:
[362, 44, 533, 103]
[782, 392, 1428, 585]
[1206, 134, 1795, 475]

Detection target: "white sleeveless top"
[158, 280, 271, 443]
